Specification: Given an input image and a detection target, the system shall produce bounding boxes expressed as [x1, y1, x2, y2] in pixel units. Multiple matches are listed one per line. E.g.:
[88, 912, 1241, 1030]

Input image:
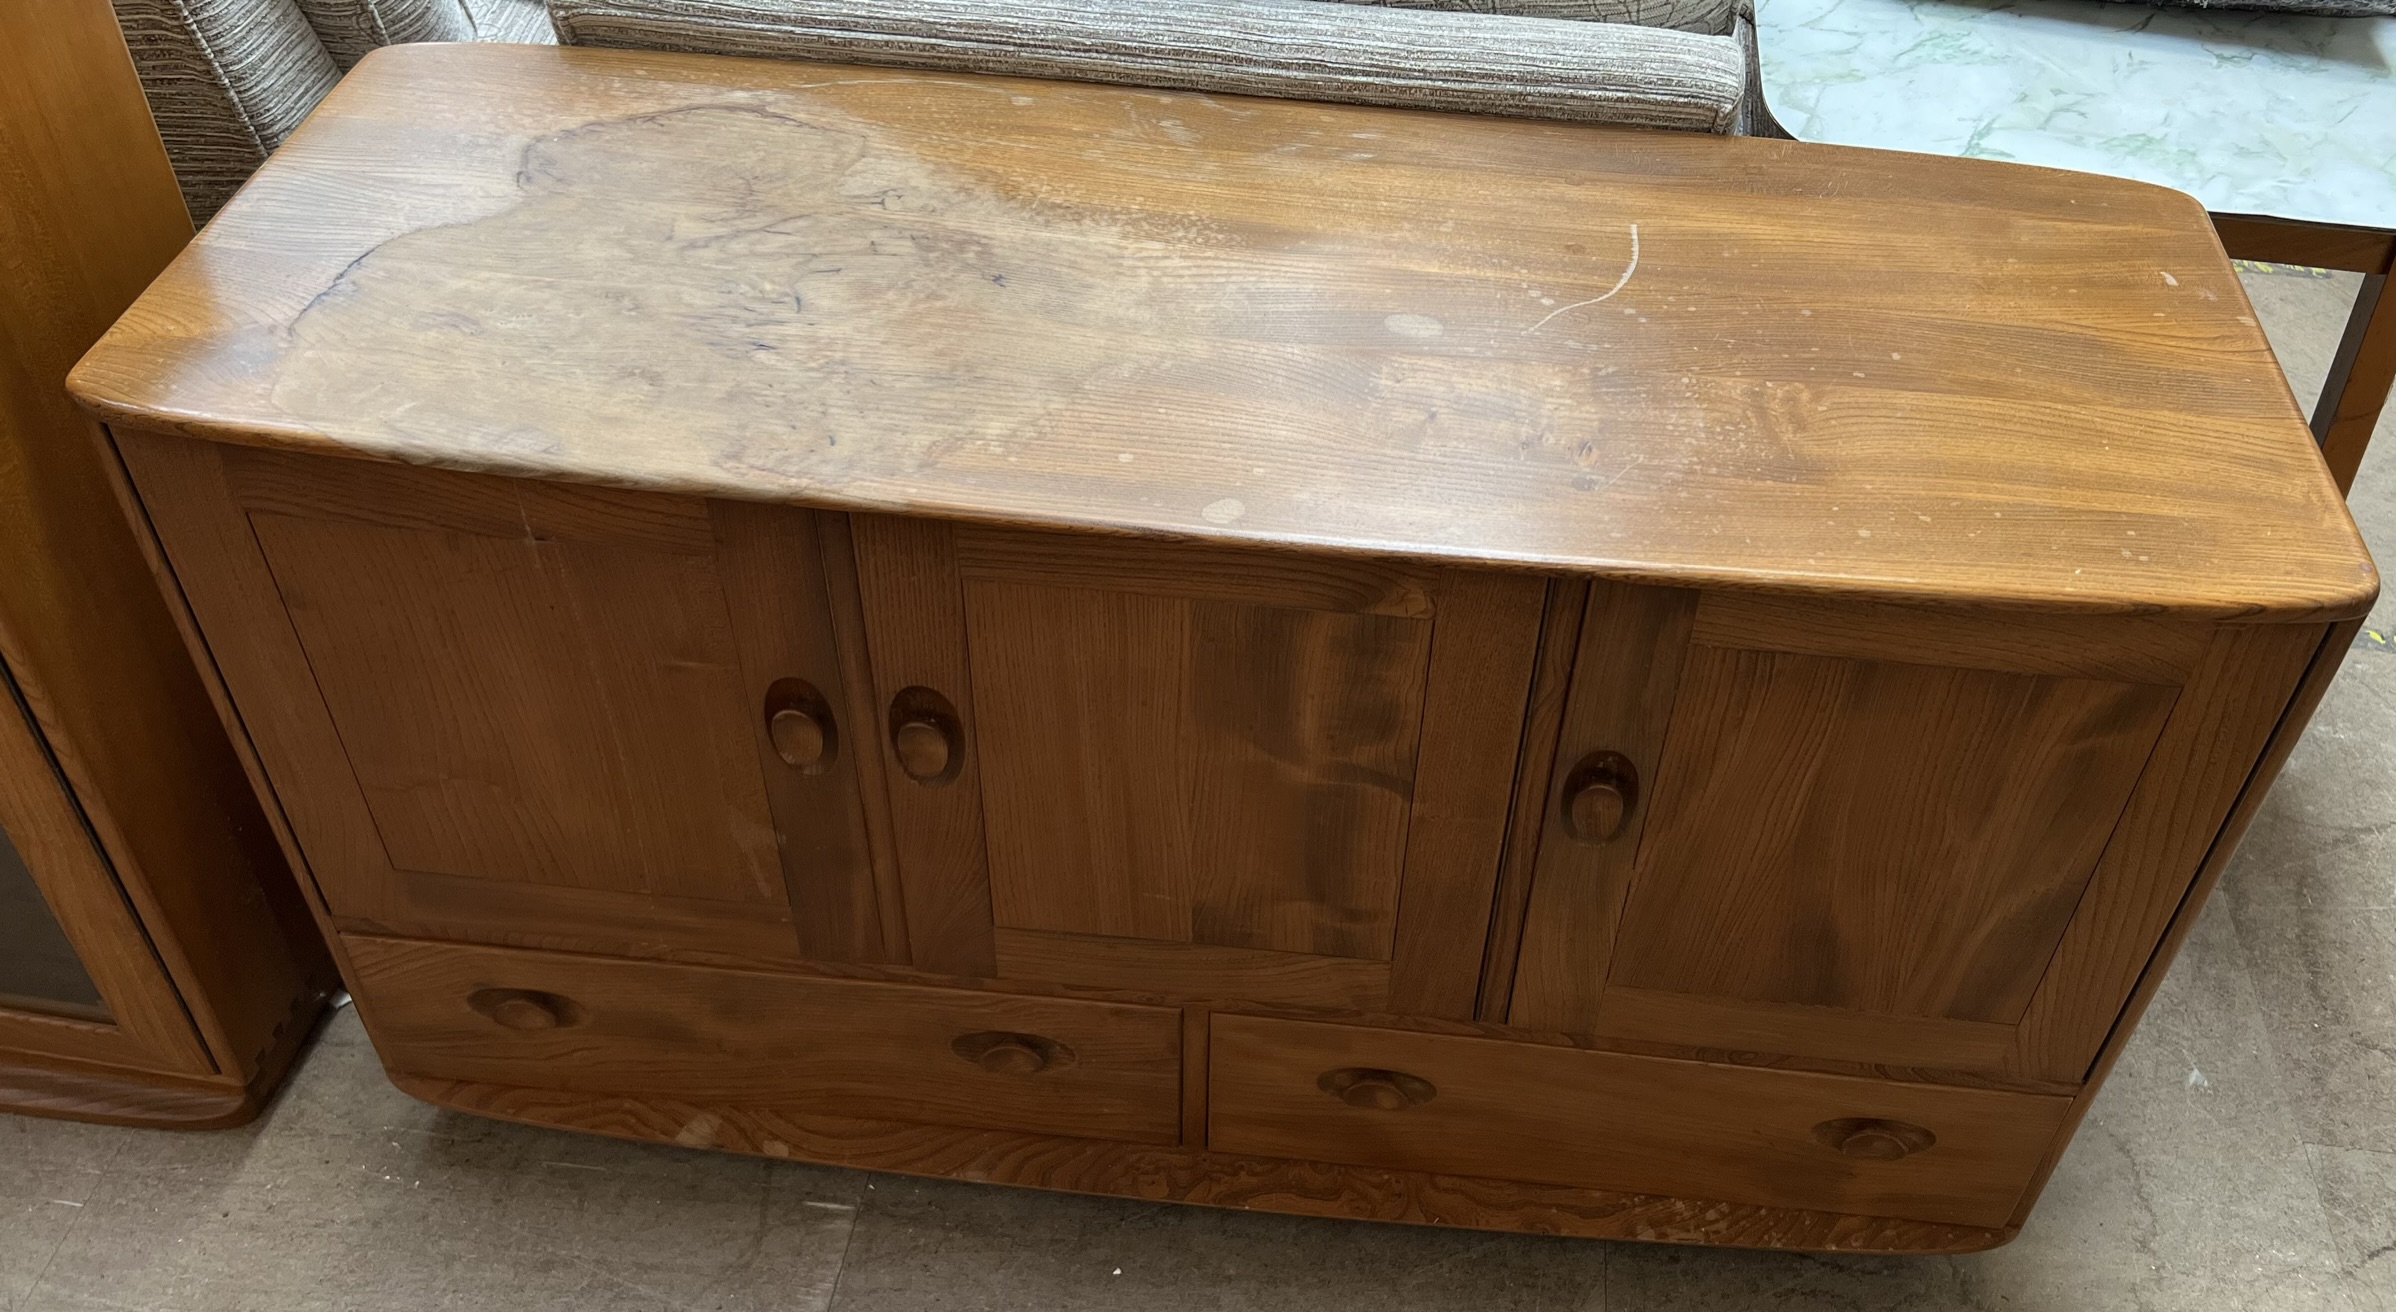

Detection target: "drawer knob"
[952, 1030, 1074, 1075]
[467, 987, 580, 1030]
[889, 686, 962, 784]
[1561, 751, 1638, 842]
[1813, 1117, 1937, 1160]
[769, 707, 829, 769]
[1318, 1066, 1437, 1110]
[895, 718, 951, 780]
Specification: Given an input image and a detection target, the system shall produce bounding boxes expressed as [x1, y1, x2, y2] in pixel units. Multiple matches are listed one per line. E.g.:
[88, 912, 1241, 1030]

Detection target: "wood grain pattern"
[2212, 213, 2395, 275]
[248, 502, 786, 903]
[814, 513, 914, 963]
[1475, 579, 1581, 1024]
[0, 981, 320, 1130]
[1383, 570, 1549, 1018]
[953, 525, 1438, 619]
[709, 501, 885, 960]
[396, 1069, 2016, 1253]
[1594, 987, 2016, 1072]
[1208, 1014, 2070, 1228]
[1690, 592, 2207, 685]
[1507, 582, 1696, 1032]
[66, 43, 2375, 623]
[122, 435, 831, 966]
[846, 515, 997, 976]
[2006, 622, 2329, 1080]
[966, 578, 1429, 959]
[347, 934, 1183, 1144]
[1612, 647, 2177, 1023]
[2004, 618, 2360, 1227]
[2315, 272, 2392, 496]
[0, 0, 328, 1111]
[993, 929, 1391, 1011]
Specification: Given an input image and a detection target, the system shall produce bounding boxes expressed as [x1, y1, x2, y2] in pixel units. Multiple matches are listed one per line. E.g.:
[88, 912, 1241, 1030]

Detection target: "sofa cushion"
[1322, 0, 1736, 37]
[111, 0, 341, 221]
[547, 0, 1750, 133]
[295, 0, 554, 66]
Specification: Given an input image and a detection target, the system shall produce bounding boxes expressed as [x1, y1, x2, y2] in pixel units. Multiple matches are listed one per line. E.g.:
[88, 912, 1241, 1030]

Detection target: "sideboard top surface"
[70, 44, 2374, 620]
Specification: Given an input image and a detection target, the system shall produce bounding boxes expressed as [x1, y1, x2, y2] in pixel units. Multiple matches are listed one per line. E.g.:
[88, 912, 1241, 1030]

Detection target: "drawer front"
[1208, 1015, 2071, 1227]
[345, 935, 1183, 1144]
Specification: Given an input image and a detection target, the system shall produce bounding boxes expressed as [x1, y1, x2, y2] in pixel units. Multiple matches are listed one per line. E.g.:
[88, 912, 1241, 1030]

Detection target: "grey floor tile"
[15, 1010, 864, 1312]
[823, 1173, 1605, 1312]
[2221, 657, 2396, 1156]
[2310, 1144, 2396, 1306]
[0, 1116, 128, 1312]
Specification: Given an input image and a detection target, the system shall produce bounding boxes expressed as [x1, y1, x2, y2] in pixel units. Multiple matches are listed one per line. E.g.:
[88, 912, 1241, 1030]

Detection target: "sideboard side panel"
[2007, 621, 2330, 1082]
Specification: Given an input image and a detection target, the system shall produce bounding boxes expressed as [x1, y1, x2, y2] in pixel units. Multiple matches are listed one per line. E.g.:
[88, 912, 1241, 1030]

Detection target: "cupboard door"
[131, 440, 886, 967]
[0, 658, 211, 1071]
[1511, 590, 2319, 1080]
[848, 518, 1545, 1018]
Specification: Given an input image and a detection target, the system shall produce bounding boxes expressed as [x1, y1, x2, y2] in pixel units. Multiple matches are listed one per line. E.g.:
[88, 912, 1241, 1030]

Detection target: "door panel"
[178, 447, 884, 965]
[1507, 587, 2257, 1078]
[852, 518, 1545, 1017]
[1612, 646, 2177, 1022]
[967, 579, 1432, 960]
[253, 512, 782, 901]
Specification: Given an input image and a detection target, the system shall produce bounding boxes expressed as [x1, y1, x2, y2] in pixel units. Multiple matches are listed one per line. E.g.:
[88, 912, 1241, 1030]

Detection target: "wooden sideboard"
[71, 44, 2376, 1250]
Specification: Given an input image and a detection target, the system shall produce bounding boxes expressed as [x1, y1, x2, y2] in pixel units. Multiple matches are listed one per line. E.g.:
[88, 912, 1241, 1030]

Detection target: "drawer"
[1207, 1015, 2072, 1227]
[344, 935, 1183, 1144]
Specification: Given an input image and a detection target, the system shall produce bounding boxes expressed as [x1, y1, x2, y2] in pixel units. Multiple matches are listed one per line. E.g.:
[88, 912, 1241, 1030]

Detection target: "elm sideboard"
[70, 44, 2376, 1250]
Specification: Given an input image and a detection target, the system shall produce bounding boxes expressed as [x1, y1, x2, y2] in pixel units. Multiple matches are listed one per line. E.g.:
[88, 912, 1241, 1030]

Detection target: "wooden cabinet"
[70, 47, 2378, 1251]
[0, 0, 330, 1126]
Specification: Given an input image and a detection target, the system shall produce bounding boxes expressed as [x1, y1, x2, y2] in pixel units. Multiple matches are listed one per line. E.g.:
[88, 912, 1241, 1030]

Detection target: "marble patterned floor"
[3, 263, 2392, 1312]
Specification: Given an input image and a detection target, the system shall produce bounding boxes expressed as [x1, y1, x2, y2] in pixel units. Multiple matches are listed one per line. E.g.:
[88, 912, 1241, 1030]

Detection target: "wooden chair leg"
[2315, 271, 2394, 496]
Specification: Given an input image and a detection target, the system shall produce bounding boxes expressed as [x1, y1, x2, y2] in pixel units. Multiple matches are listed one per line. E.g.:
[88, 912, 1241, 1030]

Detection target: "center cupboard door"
[121, 436, 892, 969]
[1506, 584, 2324, 1084]
[843, 515, 1547, 1020]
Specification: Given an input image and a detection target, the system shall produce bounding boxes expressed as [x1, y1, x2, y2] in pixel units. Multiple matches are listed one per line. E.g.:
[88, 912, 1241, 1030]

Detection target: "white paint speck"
[2186, 1067, 2210, 1089]
[2161, 271, 2179, 286]
[1857, 528, 1872, 538]
[1201, 497, 1246, 524]
[1384, 313, 1444, 339]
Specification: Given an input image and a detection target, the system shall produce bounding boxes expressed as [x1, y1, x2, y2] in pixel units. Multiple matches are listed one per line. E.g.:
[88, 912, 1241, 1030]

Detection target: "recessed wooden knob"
[894, 718, 951, 781]
[467, 987, 578, 1031]
[768, 707, 828, 768]
[1812, 1117, 1937, 1161]
[1566, 778, 1626, 841]
[1317, 1066, 1437, 1109]
[952, 1030, 1072, 1074]
[1560, 751, 1637, 842]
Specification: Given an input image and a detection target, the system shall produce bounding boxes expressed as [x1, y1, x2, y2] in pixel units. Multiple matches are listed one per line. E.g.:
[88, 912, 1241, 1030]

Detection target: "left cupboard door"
[122, 436, 892, 968]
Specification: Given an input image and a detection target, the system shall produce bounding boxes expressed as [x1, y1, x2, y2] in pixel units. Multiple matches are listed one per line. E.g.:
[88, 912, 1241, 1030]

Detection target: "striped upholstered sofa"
[113, 0, 553, 221]
[115, 0, 1782, 226]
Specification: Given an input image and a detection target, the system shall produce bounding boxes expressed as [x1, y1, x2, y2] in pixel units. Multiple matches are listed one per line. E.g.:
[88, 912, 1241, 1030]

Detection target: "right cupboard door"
[1508, 585, 2327, 1083]
[843, 516, 1547, 1019]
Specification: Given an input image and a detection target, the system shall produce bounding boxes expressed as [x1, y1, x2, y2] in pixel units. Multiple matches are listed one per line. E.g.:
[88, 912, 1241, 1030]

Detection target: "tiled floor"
[4, 264, 2391, 1311]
